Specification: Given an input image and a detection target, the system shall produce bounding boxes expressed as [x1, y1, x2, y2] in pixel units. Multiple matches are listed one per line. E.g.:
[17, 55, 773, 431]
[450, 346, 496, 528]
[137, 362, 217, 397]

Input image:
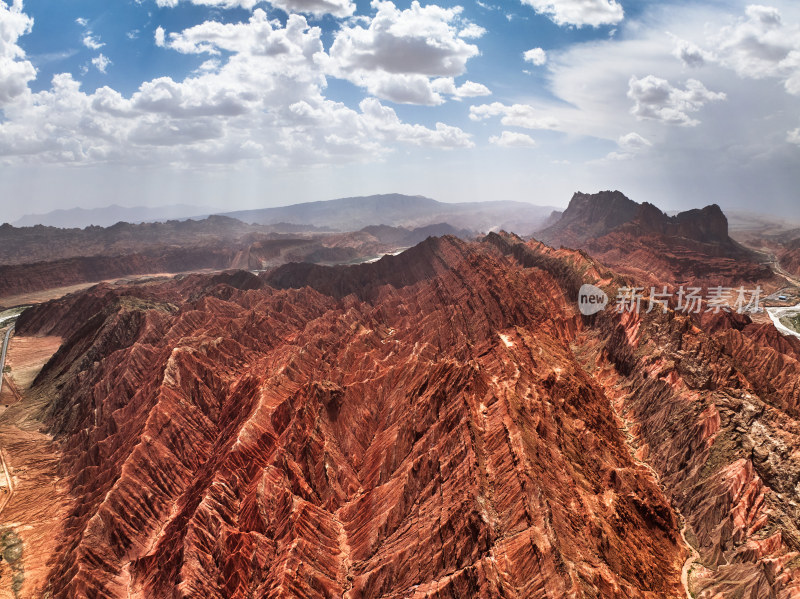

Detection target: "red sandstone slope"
[17, 235, 686, 598]
[537, 191, 772, 287]
[11, 233, 800, 598]
[779, 240, 800, 278]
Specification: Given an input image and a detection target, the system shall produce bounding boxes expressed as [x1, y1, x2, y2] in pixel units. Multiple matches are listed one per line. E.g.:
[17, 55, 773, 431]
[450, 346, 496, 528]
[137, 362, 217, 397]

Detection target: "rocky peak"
[539, 191, 733, 247]
[562, 190, 640, 230]
[536, 190, 640, 245]
[632, 202, 730, 244]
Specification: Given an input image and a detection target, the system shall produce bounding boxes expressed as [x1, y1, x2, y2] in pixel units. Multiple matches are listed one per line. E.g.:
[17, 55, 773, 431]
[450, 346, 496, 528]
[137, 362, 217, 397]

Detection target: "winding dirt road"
[751, 247, 800, 288]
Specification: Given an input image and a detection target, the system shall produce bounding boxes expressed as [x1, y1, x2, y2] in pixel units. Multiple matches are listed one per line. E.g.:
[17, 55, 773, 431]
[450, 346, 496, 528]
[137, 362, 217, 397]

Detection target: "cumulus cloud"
[269, 0, 355, 17]
[431, 77, 491, 98]
[618, 131, 651, 151]
[0, 8, 473, 169]
[91, 53, 111, 73]
[469, 102, 559, 129]
[523, 47, 547, 65]
[708, 4, 800, 96]
[489, 130, 536, 147]
[155, 0, 259, 9]
[605, 131, 651, 160]
[672, 38, 711, 68]
[358, 97, 473, 148]
[459, 23, 486, 38]
[82, 33, 104, 50]
[520, 0, 623, 28]
[154, 26, 165, 47]
[160, 9, 325, 60]
[0, 0, 36, 105]
[328, 0, 481, 104]
[627, 75, 725, 126]
[157, 0, 355, 13]
[789, 127, 800, 145]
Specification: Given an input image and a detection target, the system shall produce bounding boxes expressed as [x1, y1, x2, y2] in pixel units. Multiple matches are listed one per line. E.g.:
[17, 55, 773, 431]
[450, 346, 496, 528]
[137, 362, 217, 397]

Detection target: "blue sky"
[1, 0, 799, 221]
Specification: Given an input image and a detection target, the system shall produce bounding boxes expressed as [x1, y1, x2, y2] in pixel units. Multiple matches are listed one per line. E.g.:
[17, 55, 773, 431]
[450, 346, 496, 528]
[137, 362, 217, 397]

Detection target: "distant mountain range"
[11, 194, 556, 234]
[218, 194, 557, 233]
[12, 204, 210, 228]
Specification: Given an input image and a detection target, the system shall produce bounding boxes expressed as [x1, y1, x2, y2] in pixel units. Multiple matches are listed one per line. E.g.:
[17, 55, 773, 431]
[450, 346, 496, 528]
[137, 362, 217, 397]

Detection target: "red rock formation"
[537, 191, 773, 287]
[12, 232, 800, 598]
[18, 235, 688, 598]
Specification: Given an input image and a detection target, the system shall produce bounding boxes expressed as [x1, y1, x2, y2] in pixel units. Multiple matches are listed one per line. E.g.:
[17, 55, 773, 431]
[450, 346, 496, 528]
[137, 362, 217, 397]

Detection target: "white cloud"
[489, 130, 536, 147]
[91, 53, 111, 73]
[469, 102, 559, 129]
[0, 8, 473, 170]
[269, 0, 355, 18]
[459, 22, 486, 38]
[789, 127, 800, 145]
[358, 97, 473, 148]
[0, 0, 36, 106]
[523, 47, 547, 65]
[672, 38, 711, 68]
[161, 10, 325, 60]
[708, 4, 800, 96]
[627, 75, 725, 126]
[75, 17, 88, 27]
[154, 26, 165, 47]
[431, 77, 491, 98]
[618, 131, 651, 151]
[606, 131, 651, 160]
[520, 0, 623, 27]
[155, 0, 258, 9]
[328, 0, 480, 104]
[82, 33, 104, 50]
[196, 58, 221, 73]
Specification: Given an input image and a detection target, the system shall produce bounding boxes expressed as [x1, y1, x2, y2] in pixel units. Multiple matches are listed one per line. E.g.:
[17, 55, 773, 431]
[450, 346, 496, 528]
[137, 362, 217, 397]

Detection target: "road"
[0, 322, 14, 396]
[0, 447, 14, 518]
[0, 320, 17, 519]
[679, 518, 699, 598]
[751, 247, 800, 288]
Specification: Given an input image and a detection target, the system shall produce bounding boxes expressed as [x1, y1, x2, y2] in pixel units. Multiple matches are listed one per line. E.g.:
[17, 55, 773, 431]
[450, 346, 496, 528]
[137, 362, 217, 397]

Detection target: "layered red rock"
[17, 235, 687, 598]
[11, 231, 800, 598]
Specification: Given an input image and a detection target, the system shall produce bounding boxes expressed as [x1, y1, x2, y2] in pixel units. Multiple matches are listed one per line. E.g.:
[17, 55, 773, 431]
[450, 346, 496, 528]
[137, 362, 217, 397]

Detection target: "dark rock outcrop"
[536, 191, 771, 286]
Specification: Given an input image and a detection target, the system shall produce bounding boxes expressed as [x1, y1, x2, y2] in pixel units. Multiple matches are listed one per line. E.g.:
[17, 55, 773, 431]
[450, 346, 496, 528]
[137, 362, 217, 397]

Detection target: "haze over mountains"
[218, 194, 557, 233]
[12, 204, 211, 228]
[4, 190, 798, 303]
[11, 194, 557, 233]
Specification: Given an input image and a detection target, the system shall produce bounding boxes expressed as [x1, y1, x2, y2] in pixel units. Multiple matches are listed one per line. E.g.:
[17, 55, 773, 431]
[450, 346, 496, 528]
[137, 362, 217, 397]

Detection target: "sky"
[0, 0, 798, 222]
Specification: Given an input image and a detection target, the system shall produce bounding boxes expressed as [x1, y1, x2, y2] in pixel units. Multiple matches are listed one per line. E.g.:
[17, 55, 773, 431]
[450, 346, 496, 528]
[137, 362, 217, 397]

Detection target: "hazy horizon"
[1, 0, 798, 222]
